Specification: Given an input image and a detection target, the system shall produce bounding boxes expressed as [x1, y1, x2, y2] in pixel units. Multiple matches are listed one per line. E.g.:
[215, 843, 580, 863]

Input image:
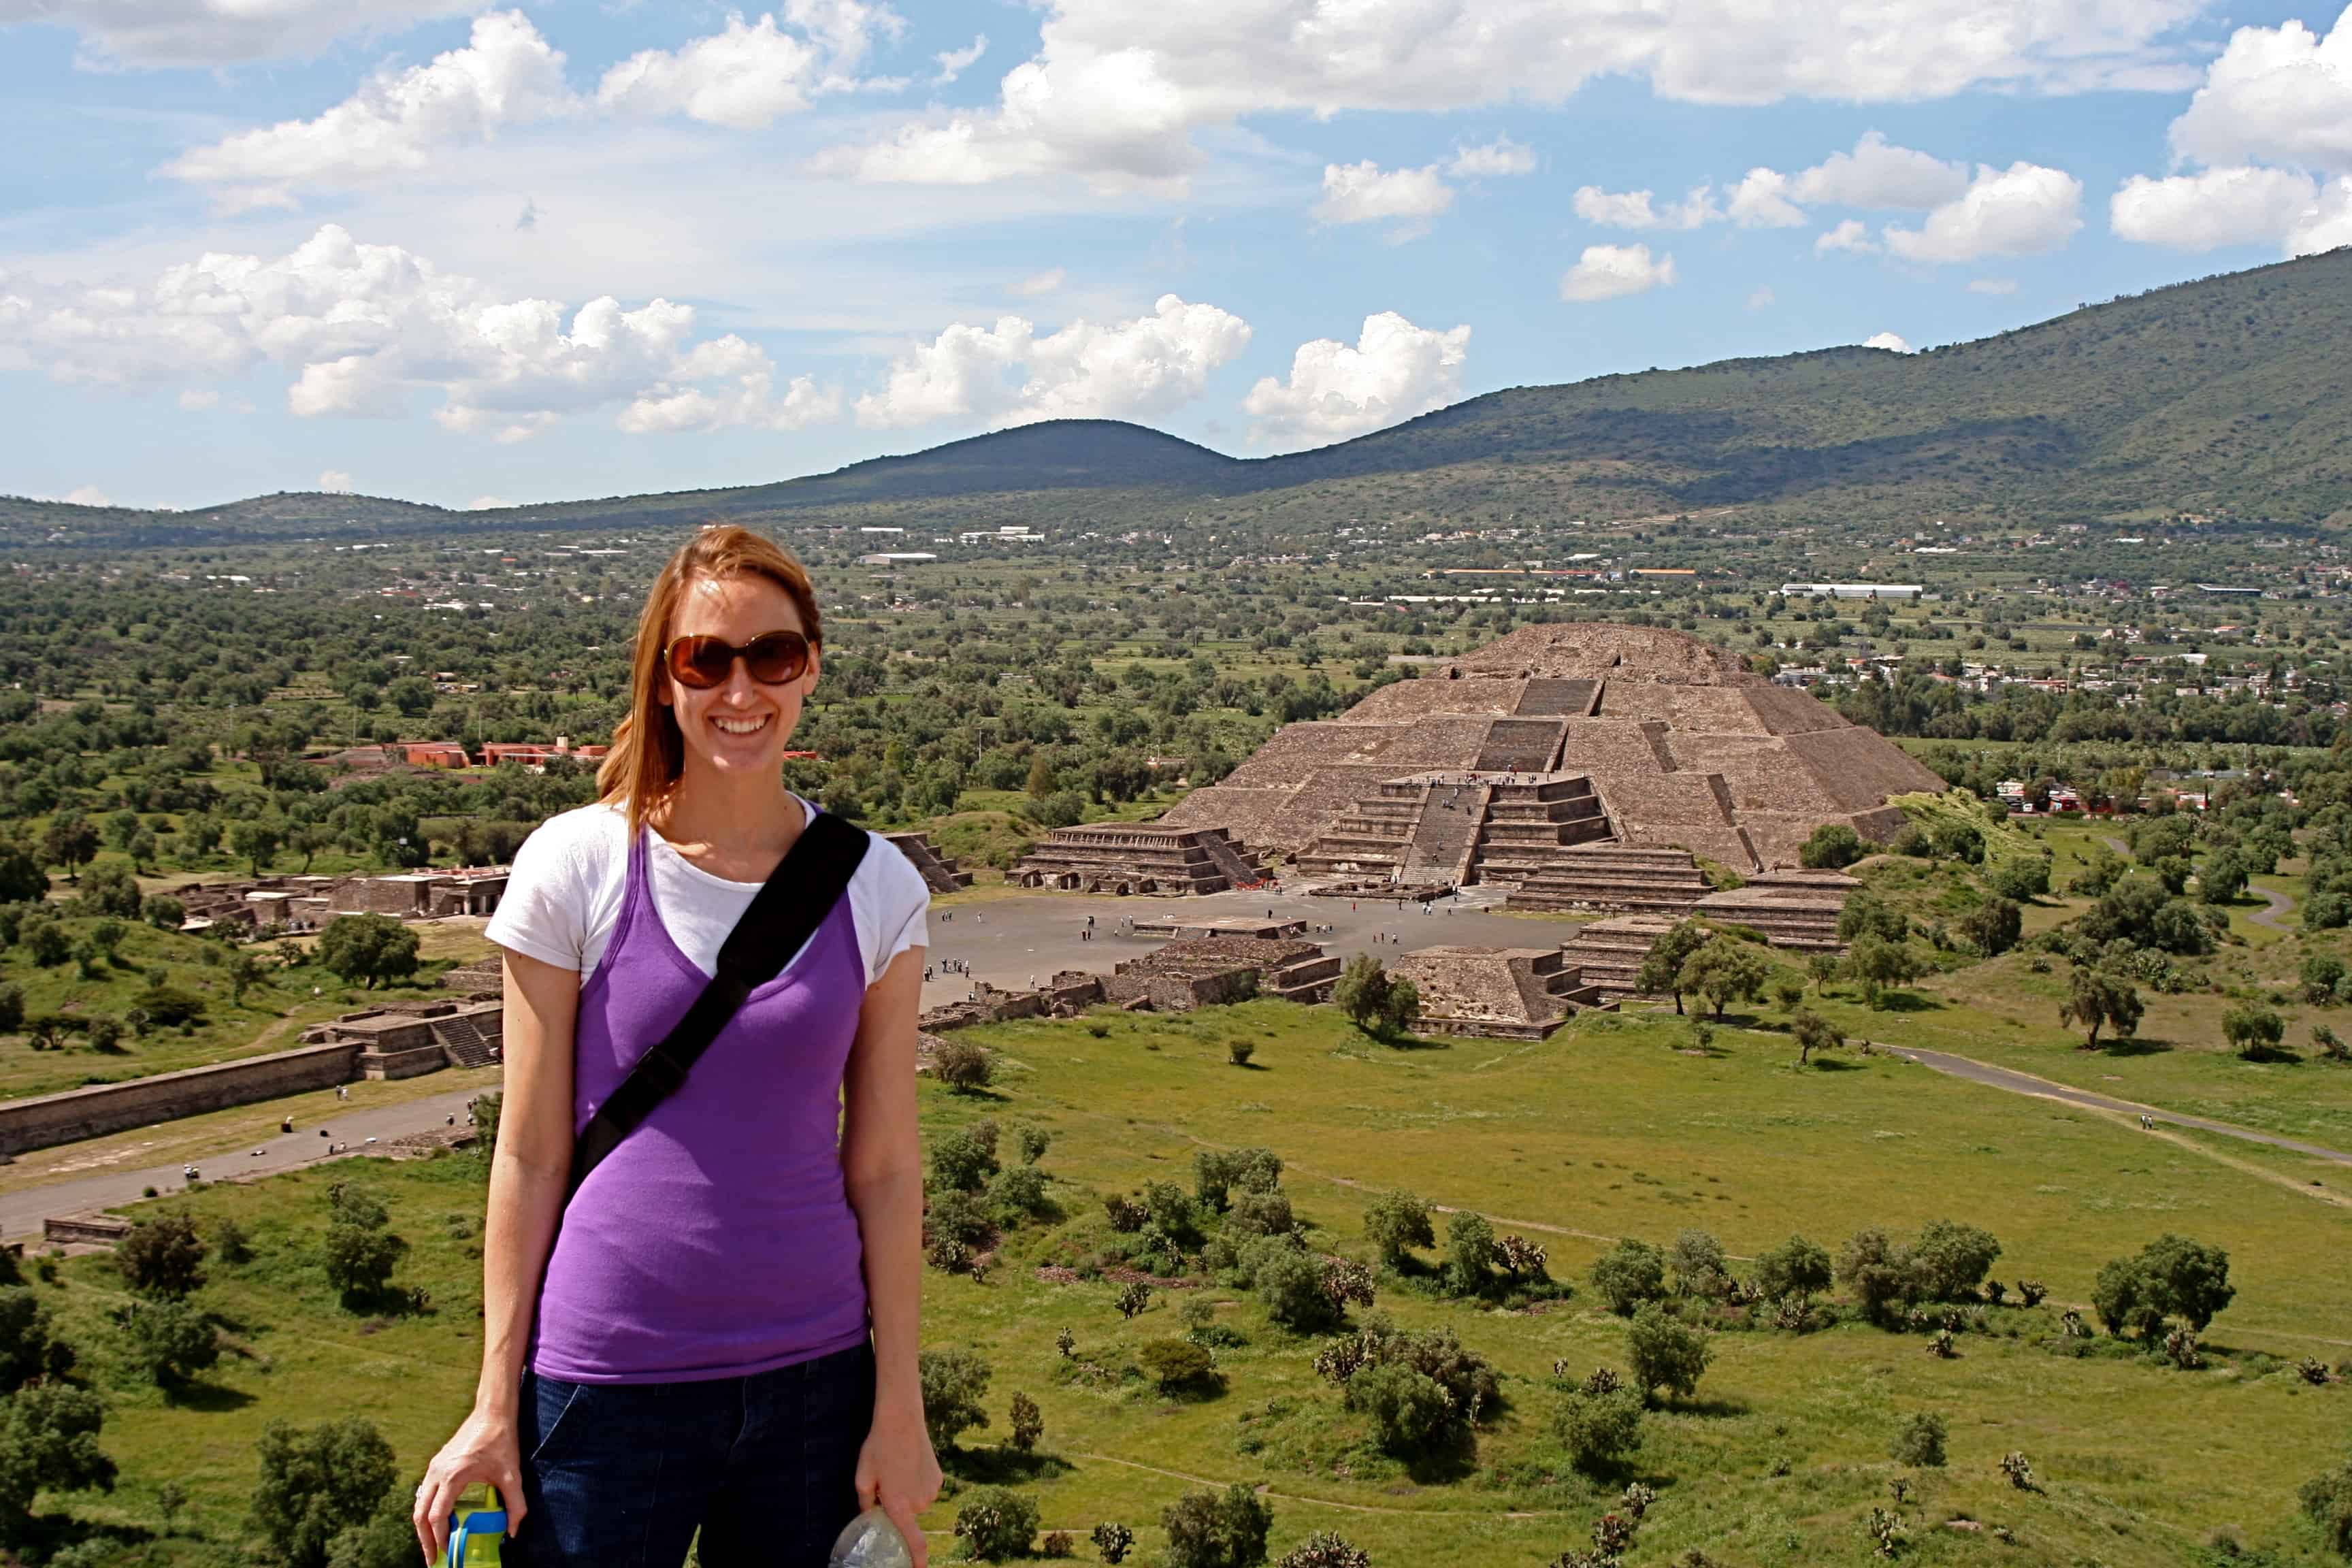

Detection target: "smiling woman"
[413, 523, 941, 1568]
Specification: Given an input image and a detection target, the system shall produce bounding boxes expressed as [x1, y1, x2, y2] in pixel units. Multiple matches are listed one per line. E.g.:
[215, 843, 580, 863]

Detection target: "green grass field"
[22, 1002, 2352, 1565]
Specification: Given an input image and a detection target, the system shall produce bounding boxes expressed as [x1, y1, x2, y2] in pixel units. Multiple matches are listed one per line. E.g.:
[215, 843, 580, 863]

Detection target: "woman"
[414, 525, 941, 1567]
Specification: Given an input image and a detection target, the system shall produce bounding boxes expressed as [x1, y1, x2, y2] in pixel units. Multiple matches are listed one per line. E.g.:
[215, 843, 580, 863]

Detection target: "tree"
[1986, 856, 2051, 902]
[2197, 848, 2250, 904]
[932, 1036, 994, 1092]
[1445, 1211, 1500, 1296]
[1799, 823, 1864, 869]
[1890, 1412, 1947, 1467]
[1957, 896, 2022, 957]
[1092, 1522, 1137, 1564]
[1194, 1147, 1281, 1211]
[229, 817, 284, 877]
[1007, 1390, 1044, 1452]
[1790, 1008, 1844, 1066]
[1330, 953, 1417, 1037]
[321, 1184, 406, 1307]
[0, 1382, 116, 1535]
[39, 812, 98, 883]
[248, 1418, 397, 1568]
[1161, 1484, 1273, 1568]
[1626, 1304, 1712, 1403]
[1025, 754, 1056, 799]
[1361, 1190, 1434, 1269]
[1908, 1219, 2000, 1301]
[0, 1288, 76, 1392]
[1668, 1230, 1731, 1300]
[1634, 920, 1712, 1014]
[385, 675, 436, 717]
[1754, 1235, 1833, 1302]
[2302, 1457, 2352, 1558]
[1553, 1382, 1644, 1472]
[1345, 1362, 1453, 1454]
[142, 894, 185, 930]
[2223, 1002, 2286, 1060]
[1846, 935, 1924, 1009]
[1678, 938, 1771, 1021]
[0, 838, 44, 904]
[2302, 951, 2348, 1007]
[118, 1213, 208, 1299]
[122, 1297, 220, 1388]
[918, 1347, 992, 1450]
[2059, 964, 2143, 1049]
[1838, 890, 1909, 945]
[316, 914, 420, 990]
[1589, 1239, 1667, 1316]
[0, 987, 21, 1036]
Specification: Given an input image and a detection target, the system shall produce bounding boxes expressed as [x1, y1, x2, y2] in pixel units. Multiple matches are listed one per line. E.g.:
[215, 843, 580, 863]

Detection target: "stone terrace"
[1556, 915, 1679, 1000]
[1108, 934, 1340, 1009]
[885, 832, 974, 895]
[1386, 946, 1607, 1039]
[1014, 823, 1267, 895]
[1690, 869, 1857, 951]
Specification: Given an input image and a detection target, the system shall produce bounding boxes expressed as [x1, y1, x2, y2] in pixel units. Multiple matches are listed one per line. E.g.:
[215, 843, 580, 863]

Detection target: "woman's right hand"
[412, 1405, 527, 1565]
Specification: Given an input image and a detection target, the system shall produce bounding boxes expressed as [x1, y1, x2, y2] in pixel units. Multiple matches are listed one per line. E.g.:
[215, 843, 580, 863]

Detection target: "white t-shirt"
[486, 798, 929, 988]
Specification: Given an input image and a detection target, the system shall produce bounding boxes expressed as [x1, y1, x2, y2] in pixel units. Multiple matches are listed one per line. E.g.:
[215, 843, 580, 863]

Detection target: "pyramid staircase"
[884, 832, 975, 894]
[1506, 846, 1714, 913]
[1295, 773, 1614, 888]
[1556, 914, 1680, 1000]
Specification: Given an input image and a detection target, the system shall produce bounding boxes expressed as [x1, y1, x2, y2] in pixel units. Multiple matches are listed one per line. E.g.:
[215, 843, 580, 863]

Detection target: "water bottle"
[440, 1483, 506, 1567]
[829, 1507, 914, 1568]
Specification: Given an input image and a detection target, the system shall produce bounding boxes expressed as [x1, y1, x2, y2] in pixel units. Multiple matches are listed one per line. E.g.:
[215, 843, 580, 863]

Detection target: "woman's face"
[659, 572, 821, 783]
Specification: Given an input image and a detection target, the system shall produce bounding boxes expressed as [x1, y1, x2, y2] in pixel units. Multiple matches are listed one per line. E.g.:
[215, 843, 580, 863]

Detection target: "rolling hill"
[8, 247, 2351, 548]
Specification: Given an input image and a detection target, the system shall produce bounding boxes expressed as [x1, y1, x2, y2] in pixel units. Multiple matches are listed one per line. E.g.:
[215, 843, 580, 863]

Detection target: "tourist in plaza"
[414, 525, 940, 1567]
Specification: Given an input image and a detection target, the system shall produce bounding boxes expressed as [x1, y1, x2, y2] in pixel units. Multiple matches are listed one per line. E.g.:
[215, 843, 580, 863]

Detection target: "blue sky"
[3, 0, 2349, 511]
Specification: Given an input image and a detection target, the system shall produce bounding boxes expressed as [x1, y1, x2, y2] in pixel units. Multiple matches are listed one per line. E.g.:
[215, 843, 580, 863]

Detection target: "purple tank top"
[529, 826, 870, 1383]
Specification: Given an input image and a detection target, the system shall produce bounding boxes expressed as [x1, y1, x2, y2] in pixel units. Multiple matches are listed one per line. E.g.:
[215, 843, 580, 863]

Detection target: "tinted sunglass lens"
[670, 638, 733, 688]
[744, 633, 806, 683]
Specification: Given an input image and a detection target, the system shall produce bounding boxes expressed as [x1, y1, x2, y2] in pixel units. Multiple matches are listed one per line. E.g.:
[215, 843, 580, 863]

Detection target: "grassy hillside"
[22, 1002, 2352, 1565]
[10, 250, 2352, 549]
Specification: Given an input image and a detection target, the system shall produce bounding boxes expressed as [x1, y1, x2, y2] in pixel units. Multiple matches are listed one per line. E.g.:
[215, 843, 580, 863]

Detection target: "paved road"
[2249, 880, 2296, 931]
[0, 1085, 490, 1243]
[1876, 1043, 2352, 1166]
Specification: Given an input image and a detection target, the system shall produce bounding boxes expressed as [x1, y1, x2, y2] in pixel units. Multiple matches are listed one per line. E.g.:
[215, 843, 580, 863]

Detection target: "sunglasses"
[663, 630, 814, 689]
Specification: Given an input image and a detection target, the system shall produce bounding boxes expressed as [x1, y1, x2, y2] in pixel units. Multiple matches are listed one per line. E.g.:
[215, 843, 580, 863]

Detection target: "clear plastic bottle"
[829, 1508, 914, 1568]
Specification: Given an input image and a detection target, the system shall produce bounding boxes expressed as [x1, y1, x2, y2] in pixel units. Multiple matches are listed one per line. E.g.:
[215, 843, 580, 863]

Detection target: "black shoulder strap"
[566, 811, 870, 1197]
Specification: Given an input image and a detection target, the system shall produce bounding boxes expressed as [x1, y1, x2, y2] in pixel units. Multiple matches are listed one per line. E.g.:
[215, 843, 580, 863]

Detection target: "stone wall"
[0, 1042, 363, 1157]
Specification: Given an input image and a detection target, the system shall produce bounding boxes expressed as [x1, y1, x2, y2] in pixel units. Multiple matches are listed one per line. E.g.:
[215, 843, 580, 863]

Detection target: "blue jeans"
[510, 1342, 875, 1567]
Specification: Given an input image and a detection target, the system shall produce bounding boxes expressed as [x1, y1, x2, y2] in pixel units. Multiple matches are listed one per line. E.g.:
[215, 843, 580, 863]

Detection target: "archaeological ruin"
[1013, 823, 1269, 895]
[1163, 622, 1940, 919]
[1384, 946, 1609, 1039]
[884, 832, 975, 894]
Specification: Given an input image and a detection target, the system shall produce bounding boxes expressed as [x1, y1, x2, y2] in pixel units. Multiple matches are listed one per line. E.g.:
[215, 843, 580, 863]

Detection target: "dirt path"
[2248, 880, 2296, 930]
[1873, 1043, 2352, 1167]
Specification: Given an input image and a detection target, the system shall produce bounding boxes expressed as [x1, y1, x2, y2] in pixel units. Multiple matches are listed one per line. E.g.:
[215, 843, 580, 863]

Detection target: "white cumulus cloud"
[597, 1, 898, 129]
[1882, 161, 2083, 263]
[1573, 184, 1716, 230]
[1314, 161, 1456, 227]
[1559, 244, 1676, 302]
[1242, 311, 1469, 447]
[62, 485, 111, 507]
[0, 223, 838, 441]
[163, 11, 576, 210]
[318, 469, 355, 492]
[934, 33, 987, 84]
[810, 0, 2208, 187]
[1448, 136, 1536, 178]
[1792, 131, 1970, 209]
[853, 294, 1252, 429]
[2110, 165, 2351, 252]
[1863, 331, 1914, 352]
[0, 0, 472, 68]
[1013, 267, 1066, 297]
[1726, 167, 1806, 227]
[1815, 218, 1878, 254]
[2168, 6, 2352, 176]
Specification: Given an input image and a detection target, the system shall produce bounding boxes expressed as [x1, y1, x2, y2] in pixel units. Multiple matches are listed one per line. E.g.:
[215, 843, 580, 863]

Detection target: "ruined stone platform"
[885, 831, 975, 894]
[1386, 945, 1609, 1039]
[1014, 823, 1267, 896]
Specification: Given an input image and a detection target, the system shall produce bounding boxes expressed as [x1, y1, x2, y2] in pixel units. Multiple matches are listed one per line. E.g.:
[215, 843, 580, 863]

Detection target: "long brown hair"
[597, 524, 822, 832]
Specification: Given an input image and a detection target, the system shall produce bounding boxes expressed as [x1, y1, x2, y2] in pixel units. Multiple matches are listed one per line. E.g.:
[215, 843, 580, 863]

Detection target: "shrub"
[918, 1347, 992, 1449]
[1667, 1230, 1731, 1300]
[213, 1217, 254, 1266]
[1227, 1040, 1256, 1066]
[248, 1418, 397, 1568]
[118, 1213, 208, 1299]
[1139, 1338, 1218, 1393]
[1627, 1305, 1712, 1403]
[0, 985, 20, 1034]
[1009, 1390, 1044, 1452]
[2301, 1458, 2352, 1558]
[0, 1382, 116, 1535]
[1196, 1147, 1283, 1211]
[1345, 1362, 1454, 1455]
[955, 1486, 1039, 1562]
[1277, 1533, 1371, 1568]
[1252, 1242, 1343, 1333]
[1754, 1235, 1833, 1303]
[986, 1164, 1051, 1221]
[1015, 1124, 1051, 1164]
[1959, 896, 2023, 957]
[1890, 1411, 1947, 1467]
[926, 1188, 994, 1269]
[1908, 1219, 2001, 1303]
[1800, 823, 1863, 869]
[1091, 1521, 1136, 1564]
[2223, 1002, 2287, 1060]
[2093, 1234, 2234, 1339]
[1589, 1239, 1668, 1316]
[1444, 1211, 1500, 1296]
[1553, 1384, 1644, 1472]
[1332, 954, 1418, 1037]
[1162, 1484, 1273, 1568]
[123, 1296, 220, 1388]
[933, 1036, 994, 1093]
[1115, 1281, 1154, 1320]
[1042, 1530, 1075, 1559]
[1226, 1188, 1295, 1241]
[1987, 856, 2051, 901]
[2319, 1023, 2352, 1062]
[0, 1286, 77, 1391]
[135, 981, 207, 1027]
[930, 1122, 1001, 1192]
[2303, 953, 2349, 1007]
[1361, 1190, 1434, 1268]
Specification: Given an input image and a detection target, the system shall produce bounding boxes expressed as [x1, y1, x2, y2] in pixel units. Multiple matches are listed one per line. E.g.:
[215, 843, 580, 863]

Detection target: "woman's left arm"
[842, 944, 942, 1563]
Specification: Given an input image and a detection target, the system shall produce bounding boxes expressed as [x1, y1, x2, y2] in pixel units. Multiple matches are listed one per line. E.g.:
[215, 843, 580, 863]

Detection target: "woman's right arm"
[413, 947, 578, 1564]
